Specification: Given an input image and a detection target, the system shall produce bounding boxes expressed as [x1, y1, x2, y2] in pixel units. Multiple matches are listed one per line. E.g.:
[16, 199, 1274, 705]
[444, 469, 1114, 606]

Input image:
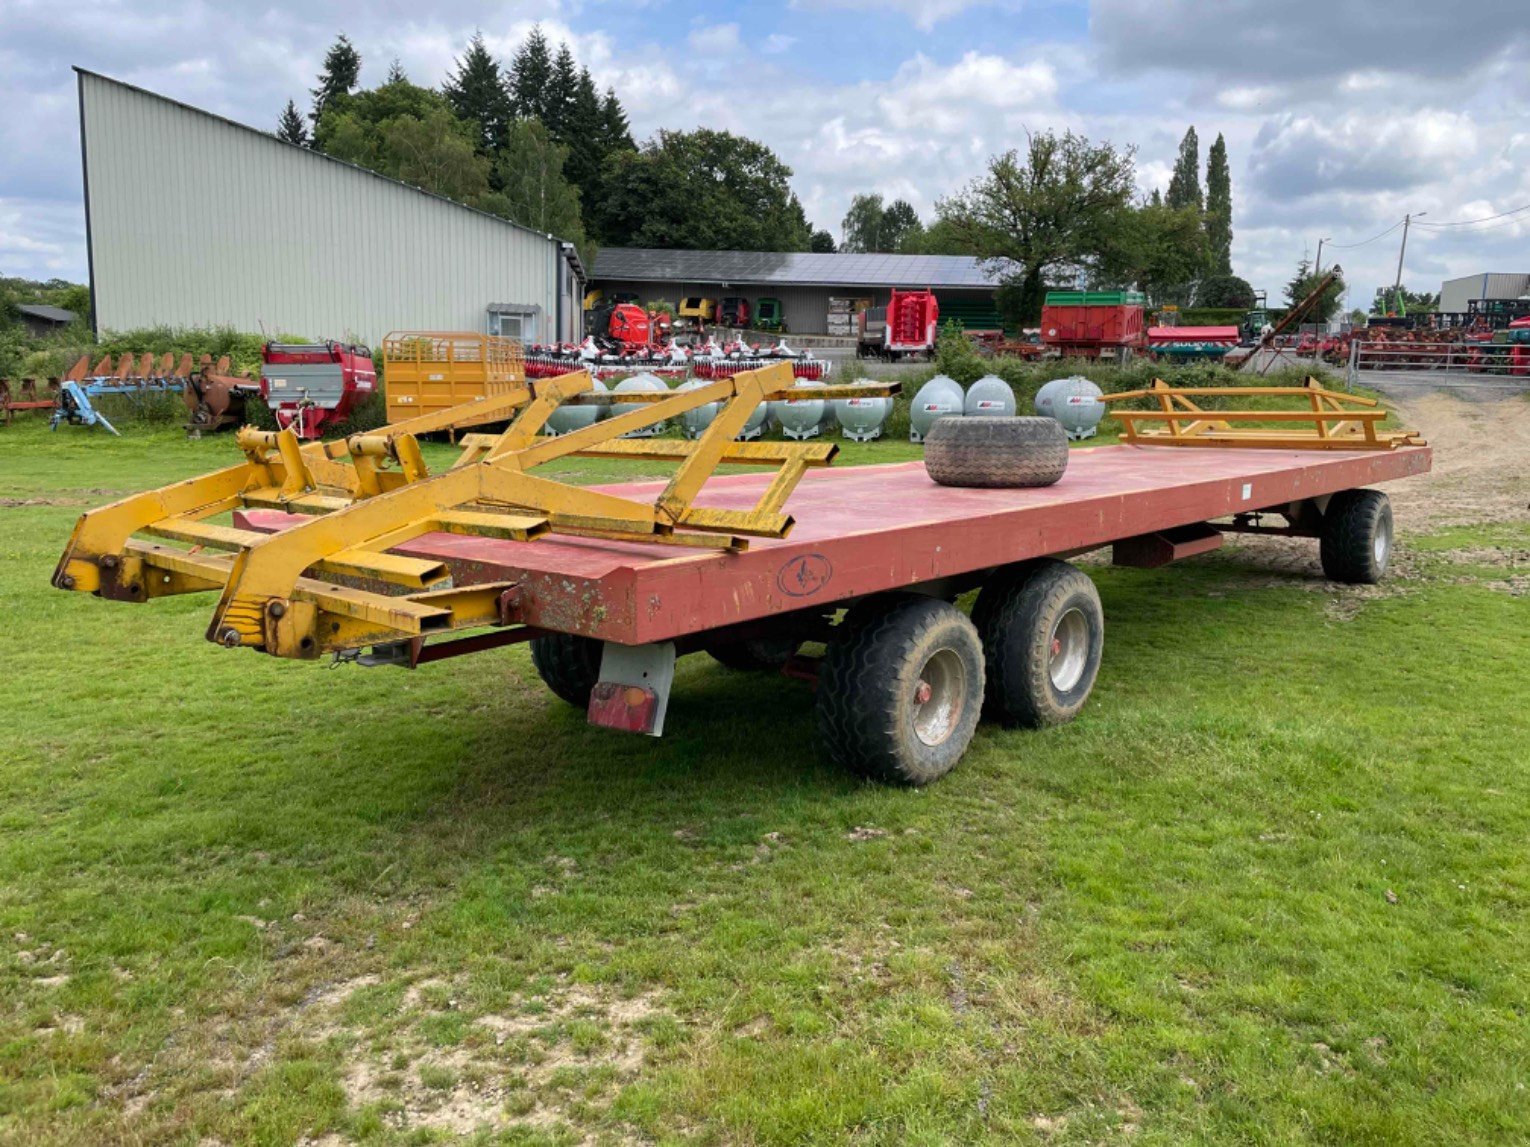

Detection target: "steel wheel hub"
[912, 648, 965, 747]
[1048, 608, 1089, 693]
[1374, 516, 1392, 566]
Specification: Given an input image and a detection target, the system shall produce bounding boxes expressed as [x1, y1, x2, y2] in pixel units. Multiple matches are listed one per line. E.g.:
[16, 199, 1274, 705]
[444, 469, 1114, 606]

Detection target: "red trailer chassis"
[243, 445, 1427, 647]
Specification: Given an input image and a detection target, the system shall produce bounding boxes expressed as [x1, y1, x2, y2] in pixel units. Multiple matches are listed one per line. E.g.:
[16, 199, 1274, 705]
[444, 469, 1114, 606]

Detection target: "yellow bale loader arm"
[52, 364, 898, 660]
[1102, 378, 1425, 450]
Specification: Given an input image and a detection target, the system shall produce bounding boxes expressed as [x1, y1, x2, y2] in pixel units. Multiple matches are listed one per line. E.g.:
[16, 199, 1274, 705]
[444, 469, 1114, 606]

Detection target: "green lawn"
[0, 419, 1525, 1145]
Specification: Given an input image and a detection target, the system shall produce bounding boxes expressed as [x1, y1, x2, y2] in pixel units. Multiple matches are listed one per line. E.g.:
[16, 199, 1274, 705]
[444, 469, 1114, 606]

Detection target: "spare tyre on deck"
[923, 416, 1069, 488]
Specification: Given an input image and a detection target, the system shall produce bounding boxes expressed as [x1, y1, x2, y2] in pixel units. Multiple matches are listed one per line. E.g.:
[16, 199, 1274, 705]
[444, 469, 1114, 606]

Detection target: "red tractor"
[591, 301, 653, 350]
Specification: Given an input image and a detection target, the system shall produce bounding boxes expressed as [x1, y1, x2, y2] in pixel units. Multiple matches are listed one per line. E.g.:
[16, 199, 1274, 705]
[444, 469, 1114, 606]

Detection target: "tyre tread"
[974, 559, 1103, 728]
[1320, 489, 1391, 584]
[529, 633, 603, 708]
[816, 596, 983, 785]
[923, 416, 1069, 488]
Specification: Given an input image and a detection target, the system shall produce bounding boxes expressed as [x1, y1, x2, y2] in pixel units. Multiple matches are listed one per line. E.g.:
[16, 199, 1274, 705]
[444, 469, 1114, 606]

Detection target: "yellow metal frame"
[1102, 377, 1424, 450]
[52, 364, 897, 661]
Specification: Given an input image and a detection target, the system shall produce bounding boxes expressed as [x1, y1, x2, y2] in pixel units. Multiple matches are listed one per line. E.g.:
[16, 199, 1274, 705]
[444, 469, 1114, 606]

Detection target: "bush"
[933, 319, 986, 382]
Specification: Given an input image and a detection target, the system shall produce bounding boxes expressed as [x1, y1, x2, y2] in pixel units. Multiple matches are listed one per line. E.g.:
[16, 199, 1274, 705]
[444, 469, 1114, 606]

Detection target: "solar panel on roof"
[591, 247, 998, 288]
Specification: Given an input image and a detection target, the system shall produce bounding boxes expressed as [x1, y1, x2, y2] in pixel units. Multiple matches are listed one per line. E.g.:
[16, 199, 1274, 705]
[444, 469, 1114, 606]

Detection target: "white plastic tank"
[612, 373, 668, 438]
[1035, 375, 1105, 440]
[772, 379, 826, 440]
[544, 376, 607, 436]
[835, 393, 892, 442]
[909, 374, 965, 443]
[736, 400, 771, 442]
[676, 378, 718, 439]
[964, 374, 1016, 417]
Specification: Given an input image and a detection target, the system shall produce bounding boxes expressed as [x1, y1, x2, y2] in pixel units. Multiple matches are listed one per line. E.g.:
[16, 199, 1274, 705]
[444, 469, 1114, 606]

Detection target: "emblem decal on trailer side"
[777, 553, 832, 598]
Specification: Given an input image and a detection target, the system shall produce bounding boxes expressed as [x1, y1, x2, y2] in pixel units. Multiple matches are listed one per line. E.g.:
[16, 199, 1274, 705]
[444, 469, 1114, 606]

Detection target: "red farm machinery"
[1039, 291, 1147, 362]
[259, 341, 377, 439]
[527, 301, 831, 381]
[857, 289, 940, 360]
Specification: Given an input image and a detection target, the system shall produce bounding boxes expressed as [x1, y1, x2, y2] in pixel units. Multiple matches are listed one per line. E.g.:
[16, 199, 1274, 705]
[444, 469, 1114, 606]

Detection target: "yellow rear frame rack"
[52, 364, 898, 659]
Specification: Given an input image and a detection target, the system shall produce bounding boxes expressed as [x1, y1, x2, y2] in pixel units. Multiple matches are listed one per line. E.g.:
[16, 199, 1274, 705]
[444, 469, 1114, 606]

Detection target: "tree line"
[275, 31, 818, 257]
[834, 125, 1256, 323]
[276, 41, 1325, 327]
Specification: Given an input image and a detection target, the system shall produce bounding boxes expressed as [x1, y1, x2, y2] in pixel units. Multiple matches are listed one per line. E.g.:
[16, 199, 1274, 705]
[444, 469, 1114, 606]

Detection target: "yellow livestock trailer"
[381, 332, 524, 424]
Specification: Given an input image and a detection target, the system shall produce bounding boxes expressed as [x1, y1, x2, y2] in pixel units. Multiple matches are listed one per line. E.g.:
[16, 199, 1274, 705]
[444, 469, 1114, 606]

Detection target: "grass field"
[0, 414, 1526, 1145]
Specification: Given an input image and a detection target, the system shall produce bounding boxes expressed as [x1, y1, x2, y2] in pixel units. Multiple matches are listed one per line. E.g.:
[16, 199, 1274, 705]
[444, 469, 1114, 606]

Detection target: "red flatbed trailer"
[247, 444, 1426, 645]
[232, 442, 1429, 780]
[54, 367, 1429, 786]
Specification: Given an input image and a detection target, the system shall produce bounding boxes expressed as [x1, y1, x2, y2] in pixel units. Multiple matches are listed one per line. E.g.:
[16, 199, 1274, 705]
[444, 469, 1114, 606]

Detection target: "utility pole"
[1394, 213, 1426, 292]
[1315, 237, 1329, 276]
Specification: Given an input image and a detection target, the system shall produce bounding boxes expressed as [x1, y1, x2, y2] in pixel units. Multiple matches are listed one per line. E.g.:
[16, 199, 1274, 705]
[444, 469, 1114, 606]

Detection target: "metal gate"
[1346, 341, 1530, 391]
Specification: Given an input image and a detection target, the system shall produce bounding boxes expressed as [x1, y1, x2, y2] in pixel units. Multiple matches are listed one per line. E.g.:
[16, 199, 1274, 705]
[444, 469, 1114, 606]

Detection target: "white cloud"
[789, 0, 994, 32]
[1249, 111, 1480, 199]
[687, 23, 741, 55]
[3, 0, 1529, 309]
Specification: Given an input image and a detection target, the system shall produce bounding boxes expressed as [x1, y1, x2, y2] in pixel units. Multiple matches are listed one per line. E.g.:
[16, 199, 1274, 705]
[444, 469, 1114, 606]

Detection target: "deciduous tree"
[937, 130, 1137, 322]
[1197, 273, 1255, 309]
[380, 107, 491, 204]
[882, 199, 923, 251]
[1094, 202, 1206, 302]
[595, 129, 812, 251]
[840, 194, 886, 253]
[488, 118, 585, 244]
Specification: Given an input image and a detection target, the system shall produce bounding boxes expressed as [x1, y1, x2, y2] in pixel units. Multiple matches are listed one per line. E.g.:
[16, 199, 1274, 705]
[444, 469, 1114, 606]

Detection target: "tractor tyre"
[1320, 489, 1393, 584]
[816, 595, 984, 786]
[972, 559, 1103, 728]
[705, 631, 801, 672]
[922, 416, 1069, 488]
[530, 633, 604, 709]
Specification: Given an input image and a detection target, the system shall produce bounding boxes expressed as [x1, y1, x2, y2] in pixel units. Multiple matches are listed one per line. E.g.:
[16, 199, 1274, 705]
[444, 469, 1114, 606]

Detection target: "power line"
[1414, 202, 1530, 229]
[1326, 219, 1404, 250]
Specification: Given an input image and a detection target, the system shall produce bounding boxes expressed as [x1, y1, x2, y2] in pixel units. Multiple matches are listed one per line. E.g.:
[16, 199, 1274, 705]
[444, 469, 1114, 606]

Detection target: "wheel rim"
[1373, 514, 1392, 567]
[912, 648, 966, 747]
[1049, 608, 1090, 693]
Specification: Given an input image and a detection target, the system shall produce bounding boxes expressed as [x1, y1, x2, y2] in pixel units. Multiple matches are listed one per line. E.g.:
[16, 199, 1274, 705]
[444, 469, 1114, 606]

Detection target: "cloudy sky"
[3, 0, 1529, 307]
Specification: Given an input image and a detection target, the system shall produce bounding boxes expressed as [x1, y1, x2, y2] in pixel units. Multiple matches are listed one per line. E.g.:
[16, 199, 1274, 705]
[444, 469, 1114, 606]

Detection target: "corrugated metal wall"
[80, 71, 579, 346]
[1440, 272, 1530, 313]
[593, 280, 995, 335]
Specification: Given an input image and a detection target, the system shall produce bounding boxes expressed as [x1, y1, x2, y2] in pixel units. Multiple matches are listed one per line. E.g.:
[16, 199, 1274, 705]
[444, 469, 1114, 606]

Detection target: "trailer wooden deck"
[243, 443, 1431, 646]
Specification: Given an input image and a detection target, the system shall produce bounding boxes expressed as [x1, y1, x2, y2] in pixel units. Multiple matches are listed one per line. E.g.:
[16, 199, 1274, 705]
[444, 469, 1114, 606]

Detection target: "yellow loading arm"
[52, 364, 899, 660]
[1102, 378, 1424, 450]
